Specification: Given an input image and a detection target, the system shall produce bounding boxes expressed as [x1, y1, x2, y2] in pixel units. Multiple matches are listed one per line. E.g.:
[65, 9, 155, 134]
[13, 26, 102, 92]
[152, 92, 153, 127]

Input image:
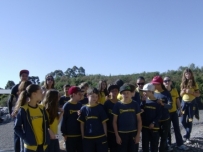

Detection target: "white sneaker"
[178, 144, 189, 151]
[185, 139, 192, 144]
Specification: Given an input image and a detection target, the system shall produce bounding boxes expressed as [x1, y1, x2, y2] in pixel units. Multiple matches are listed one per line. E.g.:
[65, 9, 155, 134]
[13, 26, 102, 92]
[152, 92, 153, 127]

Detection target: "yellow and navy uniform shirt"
[59, 95, 70, 108]
[77, 104, 108, 139]
[169, 88, 179, 113]
[103, 100, 117, 133]
[154, 90, 172, 122]
[61, 101, 82, 137]
[181, 83, 199, 102]
[79, 97, 88, 106]
[140, 99, 161, 130]
[28, 105, 44, 145]
[112, 100, 141, 133]
[98, 92, 106, 105]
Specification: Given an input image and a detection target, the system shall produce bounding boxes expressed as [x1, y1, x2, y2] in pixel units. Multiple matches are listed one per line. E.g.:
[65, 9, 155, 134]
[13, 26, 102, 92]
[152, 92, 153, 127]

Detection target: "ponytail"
[13, 91, 28, 116]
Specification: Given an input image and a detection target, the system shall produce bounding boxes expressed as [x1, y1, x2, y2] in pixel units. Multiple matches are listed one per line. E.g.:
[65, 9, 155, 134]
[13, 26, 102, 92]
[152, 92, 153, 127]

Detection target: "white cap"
[140, 83, 155, 92]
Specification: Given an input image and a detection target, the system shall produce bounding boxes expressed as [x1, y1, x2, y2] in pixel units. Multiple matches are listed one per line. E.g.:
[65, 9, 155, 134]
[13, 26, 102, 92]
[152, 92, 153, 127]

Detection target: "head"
[107, 84, 119, 99]
[63, 84, 71, 95]
[181, 68, 196, 89]
[45, 75, 55, 89]
[42, 89, 60, 124]
[68, 86, 82, 101]
[18, 80, 32, 95]
[80, 82, 89, 93]
[87, 88, 99, 104]
[114, 79, 124, 88]
[140, 83, 155, 98]
[98, 80, 107, 91]
[79, 84, 86, 100]
[120, 84, 132, 101]
[136, 76, 145, 89]
[151, 76, 166, 91]
[163, 76, 172, 88]
[19, 70, 29, 81]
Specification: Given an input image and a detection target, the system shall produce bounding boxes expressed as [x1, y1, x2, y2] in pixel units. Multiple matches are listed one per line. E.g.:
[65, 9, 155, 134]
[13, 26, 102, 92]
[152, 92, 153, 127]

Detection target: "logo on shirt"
[85, 116, 98, 120]
[145, 106, 156, 110]
[69, 110, 78, 114]
[119, 109, 135, 114]
[30, 116, 43, 120]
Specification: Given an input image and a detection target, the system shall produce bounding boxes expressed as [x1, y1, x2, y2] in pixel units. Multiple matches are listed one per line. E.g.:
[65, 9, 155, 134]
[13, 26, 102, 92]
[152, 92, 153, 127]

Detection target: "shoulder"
[21, 104, 29, 111]
[11, 84, 19, 92]
[38, 104, 45, 110]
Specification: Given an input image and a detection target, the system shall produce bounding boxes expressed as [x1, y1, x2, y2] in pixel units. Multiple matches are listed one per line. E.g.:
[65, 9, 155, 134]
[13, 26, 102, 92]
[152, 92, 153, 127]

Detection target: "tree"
[78, 67, 85, 76]
[5, 81, 15, 89]
[29, 76, 40, 84]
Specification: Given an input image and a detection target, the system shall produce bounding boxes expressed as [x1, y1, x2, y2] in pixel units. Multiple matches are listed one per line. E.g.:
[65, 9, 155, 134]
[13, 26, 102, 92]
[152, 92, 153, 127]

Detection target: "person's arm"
[180, 89, 186, 97]
[80, 123, 85, 139]
[14, 109, 26, 140]
[150, 104, 161, 129]
[58, 108, 64, 123]
[77, 107, 86, 139]
[135, 114, 142, 143]
[102, 122, 107, 136]
[48, 128, 56, 139]
[8, 85, 18, 115]
[60, 105, 68, 139]
[113, 115, 122, 145]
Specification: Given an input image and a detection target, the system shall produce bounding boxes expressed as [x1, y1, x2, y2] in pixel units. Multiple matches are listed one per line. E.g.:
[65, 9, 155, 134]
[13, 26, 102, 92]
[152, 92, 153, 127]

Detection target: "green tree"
[5, 81, 15, 89]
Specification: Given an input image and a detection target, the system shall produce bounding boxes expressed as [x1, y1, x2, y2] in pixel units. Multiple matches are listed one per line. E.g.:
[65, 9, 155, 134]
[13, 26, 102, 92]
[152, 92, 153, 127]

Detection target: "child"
[140, 83, 161, 152]
[61, 86, 83, 152]
[98, 80, 108, 105]
[151, 76, 173, 152]
[112, 84, 142, 152]
[103, 84, 119, 152]
[42, 90, 64, 152]
[59, 84, 71, 108]
[78, 88, 109, 152]
[163, 76, 189, 150]
[78, 83, 89, 106]
[14, 84, 50, 152]
[180, 68, 200, 144]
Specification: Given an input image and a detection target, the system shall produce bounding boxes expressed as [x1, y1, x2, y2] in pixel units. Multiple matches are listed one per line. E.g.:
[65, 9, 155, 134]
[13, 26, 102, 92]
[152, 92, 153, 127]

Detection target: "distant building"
[0, 89, 11, 95]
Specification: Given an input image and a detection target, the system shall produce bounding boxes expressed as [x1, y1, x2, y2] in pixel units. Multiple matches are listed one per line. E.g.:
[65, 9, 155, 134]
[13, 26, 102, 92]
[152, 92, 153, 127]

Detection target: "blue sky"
[0, 0, 203, 88]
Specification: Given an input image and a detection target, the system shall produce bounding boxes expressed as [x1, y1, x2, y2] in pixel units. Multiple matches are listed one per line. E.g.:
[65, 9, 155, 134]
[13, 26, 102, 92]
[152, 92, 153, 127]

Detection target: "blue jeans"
[168, 111, 183, 146]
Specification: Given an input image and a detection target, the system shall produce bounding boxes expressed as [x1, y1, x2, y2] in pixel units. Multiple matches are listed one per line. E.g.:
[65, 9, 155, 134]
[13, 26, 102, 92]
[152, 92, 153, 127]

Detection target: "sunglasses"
[163, 80, 171, 83]
[47, 78, 53, 81]
[137, 83, 144, 85]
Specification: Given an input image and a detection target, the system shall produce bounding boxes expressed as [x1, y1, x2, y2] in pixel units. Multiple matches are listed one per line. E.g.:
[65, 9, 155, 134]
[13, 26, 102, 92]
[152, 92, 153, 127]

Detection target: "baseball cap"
[19, 70, 29, 76]
[151, 76, 163, 84]
[68, 86, 82, 95]
[119, 84, 132, 93]
[107, 84, 119, 93]
[140, 83, 155, 92]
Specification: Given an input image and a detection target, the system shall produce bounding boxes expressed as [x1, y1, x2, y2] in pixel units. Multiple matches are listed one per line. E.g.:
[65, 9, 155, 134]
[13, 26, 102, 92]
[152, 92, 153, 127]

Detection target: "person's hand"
[116, 134, 122, 145]
[149, 123, 154, 129]
[186, 89, 193, 94]
[58, 108, 64, 113]
[157, 99, 164, 106]
[141, 96, 147, 101]
[77, 110, 81, 116]
[63, 136, 67, 141]
[141, 109, 144, 113]
[134, 135, 140, 144]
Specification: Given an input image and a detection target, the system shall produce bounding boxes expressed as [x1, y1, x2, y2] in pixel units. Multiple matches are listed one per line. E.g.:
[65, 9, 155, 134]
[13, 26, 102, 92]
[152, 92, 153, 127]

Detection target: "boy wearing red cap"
[61, 86, 83, 152]
[8, 69, 29, 152]
[151, 76, 173, 152]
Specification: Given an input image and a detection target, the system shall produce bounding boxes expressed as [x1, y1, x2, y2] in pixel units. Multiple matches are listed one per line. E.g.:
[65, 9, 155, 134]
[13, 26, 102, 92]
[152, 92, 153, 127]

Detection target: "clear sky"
[0, 0, 203, 88]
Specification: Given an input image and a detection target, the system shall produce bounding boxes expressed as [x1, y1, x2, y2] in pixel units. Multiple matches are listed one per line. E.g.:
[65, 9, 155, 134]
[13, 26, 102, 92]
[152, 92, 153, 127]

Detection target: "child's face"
[73, 92, 82, 101]
[88, 93, 98, 103]
[102, 82, 106, 90]
[110, 89, 119, 98]
[121, 91, 131, 100]
[64, 87, 70, 94]
[20, 73, 29, 81]
[33, 89, 43, 102]
[163, 78, 171, 87]
[185, 72, 191, 80]
[143, 91, 152, 97]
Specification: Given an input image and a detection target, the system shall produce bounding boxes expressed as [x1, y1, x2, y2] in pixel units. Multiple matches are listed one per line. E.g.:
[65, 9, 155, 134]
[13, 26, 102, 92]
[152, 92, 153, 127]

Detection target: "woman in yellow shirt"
[98, 80, 108, 105]
[180, 68, 200, 144]
[42, 89, 64, 152]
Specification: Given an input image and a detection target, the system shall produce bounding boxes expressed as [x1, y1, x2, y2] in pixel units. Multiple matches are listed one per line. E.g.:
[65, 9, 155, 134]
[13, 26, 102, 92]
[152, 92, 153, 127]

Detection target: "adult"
[136, 76, 146, 102]
[58, 84, 71, 108]
[163, 76, 189, 150]
[42, 75, 55, 99]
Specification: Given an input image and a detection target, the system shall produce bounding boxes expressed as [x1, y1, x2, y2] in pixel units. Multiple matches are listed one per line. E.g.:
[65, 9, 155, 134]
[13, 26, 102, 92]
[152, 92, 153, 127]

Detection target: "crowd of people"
[7, 68, 200, 152]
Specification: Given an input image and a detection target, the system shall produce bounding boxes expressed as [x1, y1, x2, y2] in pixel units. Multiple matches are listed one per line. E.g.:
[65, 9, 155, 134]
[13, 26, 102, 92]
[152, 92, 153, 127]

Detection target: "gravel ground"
[1, 111, 203, 152]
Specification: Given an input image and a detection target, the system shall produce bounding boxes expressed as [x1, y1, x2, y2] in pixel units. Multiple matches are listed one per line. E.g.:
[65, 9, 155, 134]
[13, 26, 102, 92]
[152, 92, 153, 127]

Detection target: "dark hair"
[98, 80, 108, 96]
[13, 84, 41, 115]
[129, 84, 136, 92]
[87, 88, 99, 96]
[44, 75, 55, 89]
[42, 89, 59, 124]
[80, 82, 89, 88]
[181, 68, 196, 89]
[137, 76, 145, 81]
[63, 84, 70, 89]
[114, 79, 124, 88]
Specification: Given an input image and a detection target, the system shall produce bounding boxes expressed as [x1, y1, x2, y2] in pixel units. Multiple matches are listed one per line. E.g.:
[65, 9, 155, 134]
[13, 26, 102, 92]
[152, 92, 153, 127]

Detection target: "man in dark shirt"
[59, 84, 71, 108]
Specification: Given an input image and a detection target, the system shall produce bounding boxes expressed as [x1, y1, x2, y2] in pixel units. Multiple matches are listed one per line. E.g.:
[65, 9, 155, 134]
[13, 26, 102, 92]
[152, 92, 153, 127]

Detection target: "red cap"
[68, 86, 82, 95]
[151, 76, 163, 84]
[19, 70, 29, 76]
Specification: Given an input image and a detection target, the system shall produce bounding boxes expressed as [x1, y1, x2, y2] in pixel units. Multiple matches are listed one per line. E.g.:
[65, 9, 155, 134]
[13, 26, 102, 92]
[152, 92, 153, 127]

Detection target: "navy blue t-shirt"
[79, 97, 88, 106]
[59, 95, 70, 108]
[78, 104, 108, 138]
[112, 100, 141, 133]
[61, 102, 82, 137]
[140, 99, 161, 129]
[103, 100, 117, 133]
[154, 90, 172, 121]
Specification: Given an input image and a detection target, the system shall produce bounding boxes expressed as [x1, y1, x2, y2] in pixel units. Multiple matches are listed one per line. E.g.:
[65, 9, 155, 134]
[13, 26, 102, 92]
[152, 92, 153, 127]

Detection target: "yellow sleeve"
[195, 83, 199, 90]
[174, 88, 179, 98]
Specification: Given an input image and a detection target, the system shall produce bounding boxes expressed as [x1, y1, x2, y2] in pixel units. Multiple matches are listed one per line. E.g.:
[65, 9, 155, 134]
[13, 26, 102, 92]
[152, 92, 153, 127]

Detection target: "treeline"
[1, 64, 203, 107]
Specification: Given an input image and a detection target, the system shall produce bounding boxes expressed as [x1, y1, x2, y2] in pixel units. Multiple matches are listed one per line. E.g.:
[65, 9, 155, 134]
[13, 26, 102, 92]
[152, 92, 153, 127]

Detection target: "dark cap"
[107, 84, 119, 93]
[119, 84, 132, 93]
[68, 86, 82, 95]
[151, 76, 163, 84]
[114, 79, 124, 88]
[19, 70, 29, 76]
